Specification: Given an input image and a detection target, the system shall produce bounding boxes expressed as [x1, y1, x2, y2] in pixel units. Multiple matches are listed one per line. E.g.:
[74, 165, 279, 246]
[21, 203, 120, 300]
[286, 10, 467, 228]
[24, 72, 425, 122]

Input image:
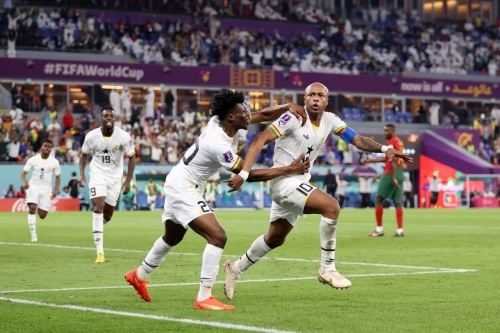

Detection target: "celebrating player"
[79, 106, 136, 264]
[21, 139, 61, 242]
[124, 90, 310, 311]
[223, 82, 412, 300]
[362, 124, 406, 236]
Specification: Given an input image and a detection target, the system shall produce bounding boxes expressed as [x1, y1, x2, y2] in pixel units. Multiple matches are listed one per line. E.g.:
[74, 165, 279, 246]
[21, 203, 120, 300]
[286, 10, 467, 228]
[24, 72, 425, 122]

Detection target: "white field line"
[229, 220, 500, 230]
[0, 297, 300, 333]
[0, 241, 474, 272]
[0, 270, 476, 295]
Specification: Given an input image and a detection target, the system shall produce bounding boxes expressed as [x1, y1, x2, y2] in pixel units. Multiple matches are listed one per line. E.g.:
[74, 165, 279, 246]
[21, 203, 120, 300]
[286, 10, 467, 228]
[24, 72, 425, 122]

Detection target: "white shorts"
[89, 172, 121, 206]
[162, 179, 213, 229]
[26, 188, 51, 211]
[205, 192, 215, 202]
[147, 195, 157, 204]
[269, 178, 316, 226]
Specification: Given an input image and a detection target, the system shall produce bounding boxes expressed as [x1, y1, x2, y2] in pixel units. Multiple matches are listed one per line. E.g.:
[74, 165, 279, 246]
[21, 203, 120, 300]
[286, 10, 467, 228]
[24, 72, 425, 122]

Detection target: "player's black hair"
[385, 124, 396, 131]
[41, 139, 54, 147]
[211, 90, 245, 121]
[101, 106, 115, 114]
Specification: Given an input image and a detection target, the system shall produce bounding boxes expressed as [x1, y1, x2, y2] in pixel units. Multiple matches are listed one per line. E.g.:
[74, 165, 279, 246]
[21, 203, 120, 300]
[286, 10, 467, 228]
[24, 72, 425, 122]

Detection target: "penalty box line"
[0, 270, 475, 295]
[0, 296, 299, 333]
[0, 242, 476, 272]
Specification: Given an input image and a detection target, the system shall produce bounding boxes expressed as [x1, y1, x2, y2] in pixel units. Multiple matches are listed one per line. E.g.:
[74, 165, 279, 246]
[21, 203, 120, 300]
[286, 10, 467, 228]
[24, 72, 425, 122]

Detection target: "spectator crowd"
[1, 1, 500, 75]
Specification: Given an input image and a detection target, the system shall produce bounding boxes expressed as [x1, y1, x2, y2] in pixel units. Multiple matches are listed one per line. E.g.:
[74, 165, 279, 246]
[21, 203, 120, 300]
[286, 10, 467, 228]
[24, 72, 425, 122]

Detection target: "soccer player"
[21, 139, 61, 242]
[362, 124, 406, 236]
[145, 177, 161, 211]
[222, 83, 412, 299]
[124, 90, 310, 310]
[79, 106, 136, 264]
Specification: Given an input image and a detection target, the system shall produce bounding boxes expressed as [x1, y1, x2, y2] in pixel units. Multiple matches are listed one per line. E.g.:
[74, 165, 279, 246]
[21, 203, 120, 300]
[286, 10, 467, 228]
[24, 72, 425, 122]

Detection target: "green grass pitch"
[1, 209, 499, 332]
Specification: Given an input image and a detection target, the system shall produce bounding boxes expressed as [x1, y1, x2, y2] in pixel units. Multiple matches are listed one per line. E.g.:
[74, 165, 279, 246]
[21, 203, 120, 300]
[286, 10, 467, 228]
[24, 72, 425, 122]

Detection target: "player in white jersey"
[124, 90, 310, 311]
[21, 139, 61, 242]
[223, 82, 413, 299]
[79, 106, 136, 264]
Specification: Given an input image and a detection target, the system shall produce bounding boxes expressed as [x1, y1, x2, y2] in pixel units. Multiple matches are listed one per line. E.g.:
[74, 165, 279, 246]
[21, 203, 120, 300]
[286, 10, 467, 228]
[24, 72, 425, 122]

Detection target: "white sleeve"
[23, 158, 33, 173]
[123, 131, 135, 157]
[213, 143, 242, 171]
[53, 160, 61, 177]
[82, 133, 91, 155]
[269, 112, 300, 138]
[330, 113, 348, 136]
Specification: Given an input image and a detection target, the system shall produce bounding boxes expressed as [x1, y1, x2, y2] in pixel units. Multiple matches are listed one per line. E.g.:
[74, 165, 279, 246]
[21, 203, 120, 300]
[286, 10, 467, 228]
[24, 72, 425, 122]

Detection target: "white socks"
[92, 213, 104, 255]
[319, 216, 337, 273]
[138, 237, 175, 280]
[28, 214, 36, 238]
[150, 202, 155, 211]
[198, 244, 224, 301]
[376, 226, 384, 233]
[233, 235, 272, 275]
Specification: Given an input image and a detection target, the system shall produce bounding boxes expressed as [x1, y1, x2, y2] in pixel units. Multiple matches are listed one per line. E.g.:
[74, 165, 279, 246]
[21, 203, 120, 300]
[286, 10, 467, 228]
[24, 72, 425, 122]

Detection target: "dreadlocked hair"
[211, 89, 245, 121]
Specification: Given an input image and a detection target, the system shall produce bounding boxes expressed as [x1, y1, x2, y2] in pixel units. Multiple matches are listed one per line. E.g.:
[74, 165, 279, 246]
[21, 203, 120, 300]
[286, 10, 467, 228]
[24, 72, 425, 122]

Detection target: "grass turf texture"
[1, 209, 499, 332]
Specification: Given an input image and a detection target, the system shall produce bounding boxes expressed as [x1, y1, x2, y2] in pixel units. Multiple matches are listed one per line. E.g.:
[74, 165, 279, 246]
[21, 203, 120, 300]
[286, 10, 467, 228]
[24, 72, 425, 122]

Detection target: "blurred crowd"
[1, 1, 500, 75]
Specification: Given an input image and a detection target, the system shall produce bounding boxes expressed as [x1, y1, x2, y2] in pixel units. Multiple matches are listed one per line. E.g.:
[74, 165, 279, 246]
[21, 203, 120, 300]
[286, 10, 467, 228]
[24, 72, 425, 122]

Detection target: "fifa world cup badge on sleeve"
[223, 151, 234, 163]
[278, 114, 291, 127]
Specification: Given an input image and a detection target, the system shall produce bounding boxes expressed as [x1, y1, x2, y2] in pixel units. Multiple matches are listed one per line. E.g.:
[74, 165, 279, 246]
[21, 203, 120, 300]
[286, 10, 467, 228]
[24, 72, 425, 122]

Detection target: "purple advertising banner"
[432, 128, 481, 150]
[1, 58, 499, 100]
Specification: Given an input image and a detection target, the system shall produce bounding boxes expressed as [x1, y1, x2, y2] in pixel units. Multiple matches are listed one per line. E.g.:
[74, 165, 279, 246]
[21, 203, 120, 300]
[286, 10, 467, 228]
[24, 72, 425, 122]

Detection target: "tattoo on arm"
[352, 135, 382, 152]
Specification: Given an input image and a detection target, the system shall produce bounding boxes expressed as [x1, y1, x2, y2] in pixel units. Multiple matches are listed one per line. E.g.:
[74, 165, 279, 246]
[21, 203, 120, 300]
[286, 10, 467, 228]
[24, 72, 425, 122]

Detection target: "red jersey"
[384, 136, 404, 175]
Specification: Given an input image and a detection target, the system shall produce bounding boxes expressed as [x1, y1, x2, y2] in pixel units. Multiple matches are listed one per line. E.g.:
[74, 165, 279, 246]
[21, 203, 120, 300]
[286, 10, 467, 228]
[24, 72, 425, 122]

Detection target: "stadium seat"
[342, 108, 353, 121]
[385, 110, 395, 122]
[136, 191, 148, 209]
[395, 111, 404, 123]
[352, 108, 364, 121]
[404, 113, 414, 123]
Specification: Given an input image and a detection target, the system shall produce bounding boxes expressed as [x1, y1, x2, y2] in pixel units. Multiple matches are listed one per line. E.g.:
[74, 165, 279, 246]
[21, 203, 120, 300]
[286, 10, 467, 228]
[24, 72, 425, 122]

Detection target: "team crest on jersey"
[278, 114, 291, 127]
[129, 140, 133, 148]
[223, 151, 234, 163]
[317, 137, 325, 150]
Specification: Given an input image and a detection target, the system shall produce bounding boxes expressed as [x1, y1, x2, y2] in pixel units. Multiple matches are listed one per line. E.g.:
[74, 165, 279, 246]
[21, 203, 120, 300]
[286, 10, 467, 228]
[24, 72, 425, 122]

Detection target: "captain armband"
[339, 127, 357, 144]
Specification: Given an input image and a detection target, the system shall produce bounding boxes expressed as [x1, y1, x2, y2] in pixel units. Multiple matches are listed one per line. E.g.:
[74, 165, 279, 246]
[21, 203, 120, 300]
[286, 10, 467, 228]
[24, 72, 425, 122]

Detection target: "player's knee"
[38, 213, 47, 219]
[103, 213, 112, 222]
[92, 206, 104, 214]
[211, 232, 227, 248]
[322, 198, 340, 219]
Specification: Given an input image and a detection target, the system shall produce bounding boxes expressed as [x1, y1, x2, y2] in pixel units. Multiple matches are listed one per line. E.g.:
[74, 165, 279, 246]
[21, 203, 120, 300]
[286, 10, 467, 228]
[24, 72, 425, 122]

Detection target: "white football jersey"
[23, 154, 61, 192]
[167, 116, 242, 187]
[269, 111, 347, 183]
[82, 126, 135, 180]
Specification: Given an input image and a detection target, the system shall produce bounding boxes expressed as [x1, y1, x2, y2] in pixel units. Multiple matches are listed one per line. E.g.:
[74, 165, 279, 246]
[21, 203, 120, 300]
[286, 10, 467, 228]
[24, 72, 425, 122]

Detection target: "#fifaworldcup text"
[44, 63, 145, 82]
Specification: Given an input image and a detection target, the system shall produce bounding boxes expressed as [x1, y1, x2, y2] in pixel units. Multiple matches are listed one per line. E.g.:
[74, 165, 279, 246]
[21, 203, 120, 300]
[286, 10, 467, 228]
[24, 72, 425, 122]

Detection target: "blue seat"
[136, 191, 148, 209]
[395, 111, 404, 123]
[264, 193, 273, 208]
[352, 108, 364, 121]
[404, 113, 413, 123]
[342, 108, 353, 121]
[385, 109, 395, 122]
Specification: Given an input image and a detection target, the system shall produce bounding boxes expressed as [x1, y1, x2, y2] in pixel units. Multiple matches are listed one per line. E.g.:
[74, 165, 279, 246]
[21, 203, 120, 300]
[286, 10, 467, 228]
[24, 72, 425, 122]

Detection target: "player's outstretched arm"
[224, 127, 278, 192]
[78, 152, 87, 188]
[351, 134, 413, 163]
[122, 155, 136, 195]
[224, 154, 309, 192]
[361, 157, 386, 164]
[250, 103, 306, 126]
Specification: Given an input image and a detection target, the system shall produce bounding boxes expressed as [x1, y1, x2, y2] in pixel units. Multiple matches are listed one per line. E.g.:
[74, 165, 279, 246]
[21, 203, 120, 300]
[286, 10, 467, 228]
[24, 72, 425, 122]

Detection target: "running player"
[21, 139, 61, 242]
[362, 124, 406, 236]
[223, 83, 412, 299]
[79, 106, 136, 264]
[124, 90, 310, 310]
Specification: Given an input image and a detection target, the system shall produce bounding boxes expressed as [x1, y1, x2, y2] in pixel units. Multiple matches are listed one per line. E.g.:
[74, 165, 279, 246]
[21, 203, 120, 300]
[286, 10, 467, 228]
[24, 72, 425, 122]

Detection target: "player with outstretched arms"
[21, 139, 61, 242]
[79, 106, 136, 264]
[223, 82, 412, 299]
[124, 90, 310, 310]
